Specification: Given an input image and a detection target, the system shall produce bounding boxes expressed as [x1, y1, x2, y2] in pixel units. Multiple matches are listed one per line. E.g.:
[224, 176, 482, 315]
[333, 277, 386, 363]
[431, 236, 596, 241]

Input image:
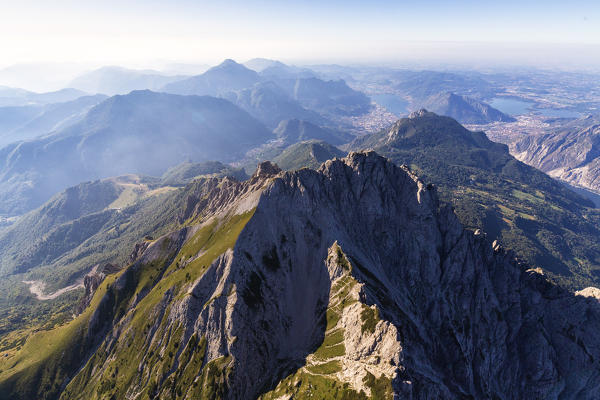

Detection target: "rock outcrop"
[576, 287, 600, 301]
[75, 263, 121, 314]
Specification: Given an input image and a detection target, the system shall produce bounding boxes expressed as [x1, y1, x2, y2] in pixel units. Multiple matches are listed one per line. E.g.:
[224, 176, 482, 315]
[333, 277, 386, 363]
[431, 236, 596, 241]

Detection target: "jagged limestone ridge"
[1, 151, 599, 400]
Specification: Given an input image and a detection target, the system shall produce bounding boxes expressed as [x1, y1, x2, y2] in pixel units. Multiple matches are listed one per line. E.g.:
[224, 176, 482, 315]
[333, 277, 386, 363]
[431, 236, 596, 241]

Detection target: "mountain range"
[0, 87, 88, 107]
[2, 60, 600, 400]
[0, 94, 107, 147]
[0, 90, 272, 216]
[2, 110, 599, 351]
[163, 59, 262, 97]
[1, 152, 599, 399]
[163, 59, 371, 126]
[69, 66, 186, 95]
[244, 58, 316, 79]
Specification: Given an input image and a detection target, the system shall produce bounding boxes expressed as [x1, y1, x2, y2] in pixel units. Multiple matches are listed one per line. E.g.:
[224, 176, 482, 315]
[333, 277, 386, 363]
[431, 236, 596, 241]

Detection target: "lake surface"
[372, 94, 409, 116]
[489, 97, 533, 115]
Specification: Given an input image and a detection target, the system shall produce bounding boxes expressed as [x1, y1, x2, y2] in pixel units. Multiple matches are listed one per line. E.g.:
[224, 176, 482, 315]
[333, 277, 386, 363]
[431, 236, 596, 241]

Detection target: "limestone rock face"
[172, 151, 600, 399]
[59, 151, 600, 400]
[513, 115, 600, 193]
[75, 263, 121, 314]
[576, 286, 600, 301]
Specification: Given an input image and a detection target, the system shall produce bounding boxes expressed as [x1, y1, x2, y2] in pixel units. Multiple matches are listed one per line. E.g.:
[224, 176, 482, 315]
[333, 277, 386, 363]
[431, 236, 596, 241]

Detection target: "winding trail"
[22, 280, 84, 301]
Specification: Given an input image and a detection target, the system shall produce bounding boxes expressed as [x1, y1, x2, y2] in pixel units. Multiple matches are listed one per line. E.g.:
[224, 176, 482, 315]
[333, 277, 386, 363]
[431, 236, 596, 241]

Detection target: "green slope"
[0, 203, 255, 400]
[272, 140, 346, 171]
[0, 172, 246, 353]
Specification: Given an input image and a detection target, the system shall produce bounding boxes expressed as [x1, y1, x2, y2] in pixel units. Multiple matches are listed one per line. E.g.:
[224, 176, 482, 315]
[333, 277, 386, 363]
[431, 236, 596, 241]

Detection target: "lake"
[371, 94, 409, 116]
[489, 97, 533, 115]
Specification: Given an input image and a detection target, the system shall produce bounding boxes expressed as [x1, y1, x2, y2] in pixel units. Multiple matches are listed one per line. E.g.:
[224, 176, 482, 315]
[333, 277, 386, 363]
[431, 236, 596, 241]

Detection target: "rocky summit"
[1, 152, 599, 400]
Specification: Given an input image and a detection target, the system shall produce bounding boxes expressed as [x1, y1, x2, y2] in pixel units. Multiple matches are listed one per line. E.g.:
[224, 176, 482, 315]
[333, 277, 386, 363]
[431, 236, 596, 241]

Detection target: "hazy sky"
[1, 0, 599, 73]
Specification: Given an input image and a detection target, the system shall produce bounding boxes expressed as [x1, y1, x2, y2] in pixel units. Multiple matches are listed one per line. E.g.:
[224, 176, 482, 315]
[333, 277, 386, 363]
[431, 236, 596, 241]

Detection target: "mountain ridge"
[163, 59, 262, 97]
[1, 151, 599, 399]
[69, 66, 186, 95]
[0, 90, 272, 216]
[350, 110, 600, 289]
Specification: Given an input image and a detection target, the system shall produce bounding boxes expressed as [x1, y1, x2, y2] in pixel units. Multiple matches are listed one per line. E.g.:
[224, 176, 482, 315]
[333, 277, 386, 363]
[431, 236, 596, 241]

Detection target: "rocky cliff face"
[514, 115, 600, 193]
[2, 152, 599, 400]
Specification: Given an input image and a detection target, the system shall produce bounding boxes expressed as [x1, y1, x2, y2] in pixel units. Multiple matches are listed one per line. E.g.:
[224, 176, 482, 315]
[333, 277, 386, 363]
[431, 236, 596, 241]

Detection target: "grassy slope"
[0, 174, 235, 350]
[0, 206, 255, 400]
[0, 189, 180, 345]
[0, 270, 124, 400]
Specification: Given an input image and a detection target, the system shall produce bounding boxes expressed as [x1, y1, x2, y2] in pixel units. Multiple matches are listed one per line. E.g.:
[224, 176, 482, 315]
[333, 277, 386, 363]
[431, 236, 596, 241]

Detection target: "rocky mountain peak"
[319, 151, 431, 198]
[252, 160, 282, 178]
[4, 150, 600, 399]
[215, 59, 247, 71]
[408, 108, 430, 118]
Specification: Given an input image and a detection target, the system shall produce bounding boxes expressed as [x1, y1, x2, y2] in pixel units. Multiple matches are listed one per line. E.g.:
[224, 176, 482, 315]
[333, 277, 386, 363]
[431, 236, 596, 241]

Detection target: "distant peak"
[252, 161, 282, 178]
[219, 59, 241, 67]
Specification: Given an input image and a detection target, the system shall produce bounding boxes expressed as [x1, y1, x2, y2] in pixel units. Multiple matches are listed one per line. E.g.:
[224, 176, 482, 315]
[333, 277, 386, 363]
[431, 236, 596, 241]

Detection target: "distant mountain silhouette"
[165, 60, 370, 119]
[0, 86, 87, 106]
[224, 82, 327, 128]
[419, 92, 515, 124]
[243, 58, 287, 72]
[274, 119, 353, 145]
[0, 90, 272, 216]
[274, 77, 371, 117]
[0, 94, 107, 146]
[69, 66, 186, 95]
[245, 58, 316, 79]
[163, 59, 261, 96]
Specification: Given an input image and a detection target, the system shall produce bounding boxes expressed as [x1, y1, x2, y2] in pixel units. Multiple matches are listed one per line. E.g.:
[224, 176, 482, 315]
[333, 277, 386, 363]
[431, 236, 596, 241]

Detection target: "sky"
[0, 0, 599, 89]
